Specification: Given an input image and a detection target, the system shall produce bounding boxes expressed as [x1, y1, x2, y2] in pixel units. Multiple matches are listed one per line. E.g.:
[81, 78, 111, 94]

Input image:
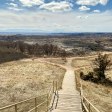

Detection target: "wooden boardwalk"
[52, 59, 82, 112]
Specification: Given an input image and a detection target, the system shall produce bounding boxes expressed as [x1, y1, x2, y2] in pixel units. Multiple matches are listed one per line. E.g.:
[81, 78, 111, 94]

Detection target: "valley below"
[0, 33, 112, 112]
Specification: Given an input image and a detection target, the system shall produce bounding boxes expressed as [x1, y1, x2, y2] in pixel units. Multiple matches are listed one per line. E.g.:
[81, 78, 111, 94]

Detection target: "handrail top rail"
[28, 100, 48, 112]
[0, 94, 47, 110]
[80, 80, 100, 112]
[82, 95, 100, 112]
[48, 87, 53, 99]
[0, 82, 56, 111]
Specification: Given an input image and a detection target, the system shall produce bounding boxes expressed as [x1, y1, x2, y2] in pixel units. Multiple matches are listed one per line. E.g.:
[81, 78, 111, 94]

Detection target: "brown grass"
[0, 59, 66, 109]
[40, 58, 67, 65]
[73, 55, 112, 112]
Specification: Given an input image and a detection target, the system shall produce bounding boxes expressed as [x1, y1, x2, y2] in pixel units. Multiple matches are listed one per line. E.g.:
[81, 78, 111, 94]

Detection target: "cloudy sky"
[0, 0, 112, 33]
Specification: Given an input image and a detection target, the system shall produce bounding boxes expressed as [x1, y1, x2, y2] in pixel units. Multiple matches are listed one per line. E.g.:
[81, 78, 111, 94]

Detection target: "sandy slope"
[0, 59, 65, 107]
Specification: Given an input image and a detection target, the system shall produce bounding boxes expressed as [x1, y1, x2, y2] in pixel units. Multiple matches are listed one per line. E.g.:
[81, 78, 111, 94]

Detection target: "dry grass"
[40, 58, 67, 65]
[73, 55, 112, 112]
[0, 59, 66, 108]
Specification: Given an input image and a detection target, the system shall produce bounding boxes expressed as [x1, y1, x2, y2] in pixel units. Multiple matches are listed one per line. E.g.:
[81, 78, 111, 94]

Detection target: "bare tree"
[93, 53, 111, 80]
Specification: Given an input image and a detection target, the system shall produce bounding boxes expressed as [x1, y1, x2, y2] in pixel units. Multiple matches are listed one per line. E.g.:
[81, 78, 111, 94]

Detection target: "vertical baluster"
[35, 98, 37, 112]
[80, 88, 81, 96]
[15, 104, 17, 112]
[47, 94, 49, 112]
[89, 103, 91, 112]
[56, 81, 58, 92]
[82, 97, 85, 111]
[53, 81, 54, 93]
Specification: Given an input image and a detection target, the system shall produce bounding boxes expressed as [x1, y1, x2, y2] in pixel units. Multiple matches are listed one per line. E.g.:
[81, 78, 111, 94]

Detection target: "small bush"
[87, 72, 94, 79]
[80, 72, 94, 81]
[93, 53, 111, 80]
[80, 72, 84, 79]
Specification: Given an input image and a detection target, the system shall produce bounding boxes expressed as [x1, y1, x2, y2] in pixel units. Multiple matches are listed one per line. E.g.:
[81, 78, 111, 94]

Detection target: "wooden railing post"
[80, 88, 81, 96]
[15, 104, 17, 112]
[82, 97, 84, 104]
[56, 81, 58, 92]
[89, 103, 91, 112]
[35, 98, 37, 112]
[47, 94, 49, 112]
[53, 81, 54, 93]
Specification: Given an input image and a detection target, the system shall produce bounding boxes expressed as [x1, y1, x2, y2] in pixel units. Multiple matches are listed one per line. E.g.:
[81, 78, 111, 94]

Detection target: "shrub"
[80, 71, 94, 81]
[80, 54, 112, 85]
[93, 53, 111, 80]
[80, 72, 84, 79]
[87, 72, 94, 79]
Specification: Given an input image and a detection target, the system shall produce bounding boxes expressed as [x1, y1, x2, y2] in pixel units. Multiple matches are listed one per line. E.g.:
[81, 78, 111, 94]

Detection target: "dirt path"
[52, 58, 82, 112]
[60, 59, 76, 93]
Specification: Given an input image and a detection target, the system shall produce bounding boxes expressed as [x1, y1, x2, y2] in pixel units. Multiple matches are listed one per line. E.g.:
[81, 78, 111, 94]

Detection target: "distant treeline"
[0, 41, 67, 57]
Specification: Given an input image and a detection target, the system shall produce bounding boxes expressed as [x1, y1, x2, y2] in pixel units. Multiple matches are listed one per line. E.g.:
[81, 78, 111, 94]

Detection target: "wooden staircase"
[51, 59, 82, 112]
[53, 93, 82, 112]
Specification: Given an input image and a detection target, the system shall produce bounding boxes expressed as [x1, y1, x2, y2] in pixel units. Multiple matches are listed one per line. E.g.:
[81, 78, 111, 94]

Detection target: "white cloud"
[8, 3, 18, 7]
[18, 0, 73, 12]
[7, 2, 23, 11]
[100, 0, 108, 5]
[0, 10, 112, 32]
[7, 0, 109, 12]
[77, 15, 89, 19]
[19, 0, 44, 7]
[8, 7, 23, 11]
[76, 0, 99, 6]
[85, 15, 89, 19]
[77, 15, 82, 19]
[93, 9, 100, 13]
[39, 1, 72, 12]
[76, 0, 109, 6]
[79, 6, 90, 11]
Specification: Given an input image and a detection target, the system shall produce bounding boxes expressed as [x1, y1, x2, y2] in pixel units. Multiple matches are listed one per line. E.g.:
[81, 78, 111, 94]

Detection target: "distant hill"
[0, 32, 112, 37]
[0, 33, 112, 42]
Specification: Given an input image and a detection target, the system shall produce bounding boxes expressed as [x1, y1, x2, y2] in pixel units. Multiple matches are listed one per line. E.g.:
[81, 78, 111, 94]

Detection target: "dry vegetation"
[73, 55, 112, 112]
[1, 34, 112, 111]
[42, 58, 67, 65]
[0, 59, 66, 108]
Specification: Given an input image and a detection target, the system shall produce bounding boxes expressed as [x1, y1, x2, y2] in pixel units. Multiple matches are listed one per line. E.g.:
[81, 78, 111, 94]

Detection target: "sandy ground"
[40, 58, 67, 65]
[0, 59, 66, 108]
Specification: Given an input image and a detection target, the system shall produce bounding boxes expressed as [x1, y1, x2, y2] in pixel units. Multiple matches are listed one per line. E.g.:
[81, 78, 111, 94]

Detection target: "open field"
[73, 54, 112, 112]
[0, 59, 66, 108]
[39, 58, 67, 65]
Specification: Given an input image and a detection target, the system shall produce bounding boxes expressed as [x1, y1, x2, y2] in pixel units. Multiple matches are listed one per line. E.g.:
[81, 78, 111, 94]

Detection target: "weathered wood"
[47, 94, 49, 112]
[52, 59, 82, 112]
[53, 81, 55, 93]
[0, 94, 47, 111]
[51, 59, 101, 112]
[15, 104, 17, 112]
[35, 98, 37, 112]
[81, 95, 101, 112]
